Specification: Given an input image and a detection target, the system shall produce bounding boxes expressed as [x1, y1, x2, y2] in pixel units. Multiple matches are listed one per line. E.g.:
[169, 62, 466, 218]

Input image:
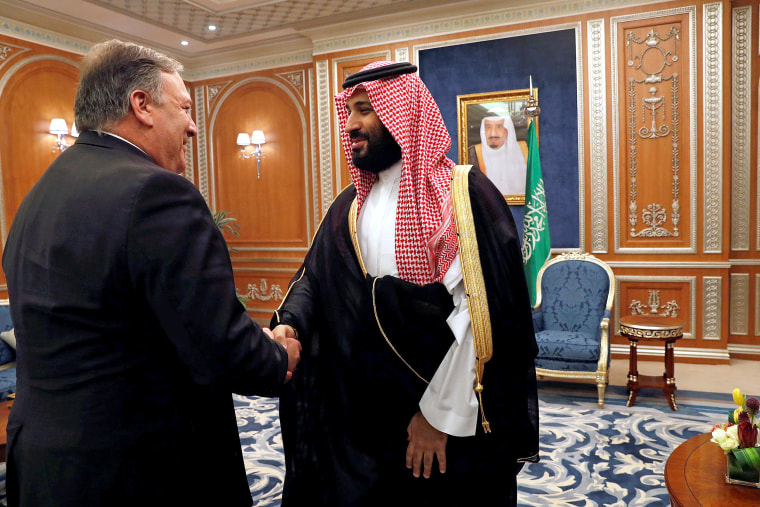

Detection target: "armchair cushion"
[535, 329, 600, 363]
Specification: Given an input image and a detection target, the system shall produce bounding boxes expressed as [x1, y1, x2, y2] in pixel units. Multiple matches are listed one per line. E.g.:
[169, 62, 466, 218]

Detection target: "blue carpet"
[235, 384, 735, 506]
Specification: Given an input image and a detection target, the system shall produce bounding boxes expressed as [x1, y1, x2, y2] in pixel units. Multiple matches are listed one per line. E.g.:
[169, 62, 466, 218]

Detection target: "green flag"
[521, 120, 551, 307]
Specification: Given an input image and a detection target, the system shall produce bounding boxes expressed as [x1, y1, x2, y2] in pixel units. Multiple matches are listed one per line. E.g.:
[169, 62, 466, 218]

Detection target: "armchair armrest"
[596, 310, 611, 374]
[532, 307, 544, 332]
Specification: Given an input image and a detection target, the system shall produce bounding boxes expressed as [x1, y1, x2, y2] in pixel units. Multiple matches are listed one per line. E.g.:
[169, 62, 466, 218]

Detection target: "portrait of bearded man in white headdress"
[468, 115, 528, 195]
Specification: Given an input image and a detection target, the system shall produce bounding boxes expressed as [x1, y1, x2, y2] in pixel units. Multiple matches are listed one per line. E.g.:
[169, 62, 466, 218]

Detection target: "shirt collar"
[377, 159, 402, 186]
[102, 131, 148, 155]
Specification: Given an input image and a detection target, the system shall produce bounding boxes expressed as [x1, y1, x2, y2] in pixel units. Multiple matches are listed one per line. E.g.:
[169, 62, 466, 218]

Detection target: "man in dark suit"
[1, 39, 301, 507]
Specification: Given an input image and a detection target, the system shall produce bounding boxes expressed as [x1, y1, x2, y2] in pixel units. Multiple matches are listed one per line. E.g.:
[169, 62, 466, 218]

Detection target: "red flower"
[747, 397, 760, 417]
[738, 422, 758, 448]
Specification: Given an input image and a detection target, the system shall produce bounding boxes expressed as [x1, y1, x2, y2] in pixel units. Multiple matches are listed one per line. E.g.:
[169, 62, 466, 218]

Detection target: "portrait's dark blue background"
[419, 29, 579, 249]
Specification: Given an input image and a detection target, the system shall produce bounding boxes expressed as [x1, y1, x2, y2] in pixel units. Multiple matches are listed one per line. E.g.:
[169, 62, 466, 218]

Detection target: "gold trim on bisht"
[451, 164, 493, 433]
[348, 198, 368, 276]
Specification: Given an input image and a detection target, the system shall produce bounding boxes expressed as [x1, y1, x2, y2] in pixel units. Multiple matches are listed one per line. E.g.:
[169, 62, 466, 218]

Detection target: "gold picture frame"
[457, 88, 538, 205]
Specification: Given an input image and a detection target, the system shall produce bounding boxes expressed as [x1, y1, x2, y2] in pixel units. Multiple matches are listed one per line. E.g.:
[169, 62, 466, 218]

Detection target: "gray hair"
[74, 39, 183, 133]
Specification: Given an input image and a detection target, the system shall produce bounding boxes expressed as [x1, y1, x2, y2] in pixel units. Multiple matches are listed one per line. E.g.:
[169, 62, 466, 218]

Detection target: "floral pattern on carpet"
[234, 390, 731, 506]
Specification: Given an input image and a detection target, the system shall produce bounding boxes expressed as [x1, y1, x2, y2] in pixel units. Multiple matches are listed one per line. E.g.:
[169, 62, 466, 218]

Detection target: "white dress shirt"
[356, 161, 478, 436]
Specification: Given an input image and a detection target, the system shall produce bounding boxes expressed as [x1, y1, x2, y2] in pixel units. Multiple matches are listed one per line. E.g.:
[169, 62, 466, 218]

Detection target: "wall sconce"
[237, 130, 266, 179]
[49, 118, 78, 152]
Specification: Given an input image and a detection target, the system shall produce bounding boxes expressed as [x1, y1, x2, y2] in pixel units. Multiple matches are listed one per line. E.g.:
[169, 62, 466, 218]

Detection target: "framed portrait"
[457, 89, 538, 205]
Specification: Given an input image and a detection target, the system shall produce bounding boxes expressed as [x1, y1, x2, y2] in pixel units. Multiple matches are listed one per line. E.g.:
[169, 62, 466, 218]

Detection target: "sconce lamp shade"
[251, 130, 266, 145]
[70, 124, 79, 137]
[236, 133, 251, 146]
[49, 118, 69, 135]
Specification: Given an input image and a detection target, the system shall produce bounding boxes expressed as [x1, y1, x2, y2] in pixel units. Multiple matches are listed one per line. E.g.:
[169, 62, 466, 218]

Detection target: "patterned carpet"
[235, 384, 735, 507]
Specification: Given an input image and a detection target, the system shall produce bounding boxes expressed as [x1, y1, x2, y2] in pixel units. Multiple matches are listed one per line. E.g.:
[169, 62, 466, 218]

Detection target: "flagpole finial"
[524, 75, 541, 118]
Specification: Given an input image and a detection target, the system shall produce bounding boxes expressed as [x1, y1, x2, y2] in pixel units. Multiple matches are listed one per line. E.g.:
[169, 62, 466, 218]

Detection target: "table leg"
[664, 339, 678, 411]
[626, 339, 639, 407]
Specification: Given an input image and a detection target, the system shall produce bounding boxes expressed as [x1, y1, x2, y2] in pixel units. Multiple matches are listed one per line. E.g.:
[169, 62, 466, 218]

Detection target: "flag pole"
[521, 76, 550, 307]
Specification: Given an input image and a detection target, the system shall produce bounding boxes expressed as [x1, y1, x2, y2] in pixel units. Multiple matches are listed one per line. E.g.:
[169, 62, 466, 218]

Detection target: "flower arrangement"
[711, 388, 760, 486]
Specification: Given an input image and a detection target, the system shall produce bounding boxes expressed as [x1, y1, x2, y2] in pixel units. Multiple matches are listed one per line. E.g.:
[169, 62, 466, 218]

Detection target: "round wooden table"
[619, 314, 684, 410]
[666, 433, 760, 505]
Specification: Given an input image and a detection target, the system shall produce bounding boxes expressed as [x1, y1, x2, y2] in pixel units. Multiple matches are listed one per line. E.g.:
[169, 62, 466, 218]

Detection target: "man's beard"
[351, 124, 402, 174]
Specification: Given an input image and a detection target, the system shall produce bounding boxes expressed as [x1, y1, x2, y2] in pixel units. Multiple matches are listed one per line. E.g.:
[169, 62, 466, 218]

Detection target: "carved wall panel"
[588, 18, 609, 254]
[731, 273, 750, 335]
[615, 275, 696, 340]
[612, 9, 696, 253]
[230, 270, 301, 321]
[732, 6, 751, 252]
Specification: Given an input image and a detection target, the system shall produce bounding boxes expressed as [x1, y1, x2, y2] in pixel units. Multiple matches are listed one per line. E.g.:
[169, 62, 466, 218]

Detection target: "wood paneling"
[211, 80, 309, 249]
[1, 60, 79, 233]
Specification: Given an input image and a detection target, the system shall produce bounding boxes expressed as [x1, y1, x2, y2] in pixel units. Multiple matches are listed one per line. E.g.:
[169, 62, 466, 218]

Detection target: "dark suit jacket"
[2, 131, 287, 506]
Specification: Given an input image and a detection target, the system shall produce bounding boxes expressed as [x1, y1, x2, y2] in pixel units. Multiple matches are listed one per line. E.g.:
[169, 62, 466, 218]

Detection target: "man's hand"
[406, 411, 447, 478]
[270, 325, 301, 381]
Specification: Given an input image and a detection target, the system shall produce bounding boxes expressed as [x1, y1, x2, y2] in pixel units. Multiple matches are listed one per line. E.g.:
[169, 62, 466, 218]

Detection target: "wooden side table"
[619, 314, 684, 411]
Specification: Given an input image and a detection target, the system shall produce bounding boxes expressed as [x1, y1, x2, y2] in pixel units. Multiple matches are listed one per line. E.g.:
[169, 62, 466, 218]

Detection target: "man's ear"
[130, 89, 154, 127]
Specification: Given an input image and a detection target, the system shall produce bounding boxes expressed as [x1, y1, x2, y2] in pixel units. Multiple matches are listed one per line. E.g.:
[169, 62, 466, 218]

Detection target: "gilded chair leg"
[597, 381, 606, 408]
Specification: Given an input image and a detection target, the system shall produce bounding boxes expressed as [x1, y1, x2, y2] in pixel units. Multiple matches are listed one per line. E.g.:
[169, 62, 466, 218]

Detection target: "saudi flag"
[521, 120, 551, 307]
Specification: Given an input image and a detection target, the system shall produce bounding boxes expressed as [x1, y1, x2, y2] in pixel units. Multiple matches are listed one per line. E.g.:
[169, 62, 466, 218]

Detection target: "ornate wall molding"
[182, 84, 195, 185]
[702, 276, 721, 340]
[206, 81, 232, 111]
[184, 50, 313, 81]
[732, 6, 751, 252]
[0, 16, 90, 55]
[615, 275, 696, 339]
[276, 70, 306, 102]
[728, 344, 760, 357]
[0, 41, 30, 72]
[395, 48, 409, 63]
[588, 18, 608, 254]
[730, 273, 749, 335]
[193, 86, 209, 205]
[316, 59, 333, 219]
[702, 2, 723, 254]
[245, 279, 284, 302]
[313, 0, 668, 55]
[611, 6, 697, 254]
[184, 136, 195, 184]
[308, 68, 320, 236]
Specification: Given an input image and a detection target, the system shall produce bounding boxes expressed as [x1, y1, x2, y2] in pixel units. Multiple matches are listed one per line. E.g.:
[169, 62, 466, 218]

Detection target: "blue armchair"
[0, 300, 16, 401]
[533, 253, 615, 408]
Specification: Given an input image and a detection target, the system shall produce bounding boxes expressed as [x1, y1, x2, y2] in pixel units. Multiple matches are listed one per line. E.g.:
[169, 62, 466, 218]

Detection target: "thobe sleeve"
[419, 255, 478, 437]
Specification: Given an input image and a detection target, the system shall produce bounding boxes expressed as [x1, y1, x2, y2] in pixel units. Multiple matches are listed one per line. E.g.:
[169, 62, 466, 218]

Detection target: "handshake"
[266, 324, 301, 382]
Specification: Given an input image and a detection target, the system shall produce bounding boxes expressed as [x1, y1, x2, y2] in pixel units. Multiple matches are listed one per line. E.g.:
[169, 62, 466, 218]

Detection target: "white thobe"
[356, 161, 478, 437]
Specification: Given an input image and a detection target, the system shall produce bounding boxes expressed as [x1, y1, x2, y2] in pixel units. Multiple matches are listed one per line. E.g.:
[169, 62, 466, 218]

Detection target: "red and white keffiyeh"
[335, 61, 458, 286]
